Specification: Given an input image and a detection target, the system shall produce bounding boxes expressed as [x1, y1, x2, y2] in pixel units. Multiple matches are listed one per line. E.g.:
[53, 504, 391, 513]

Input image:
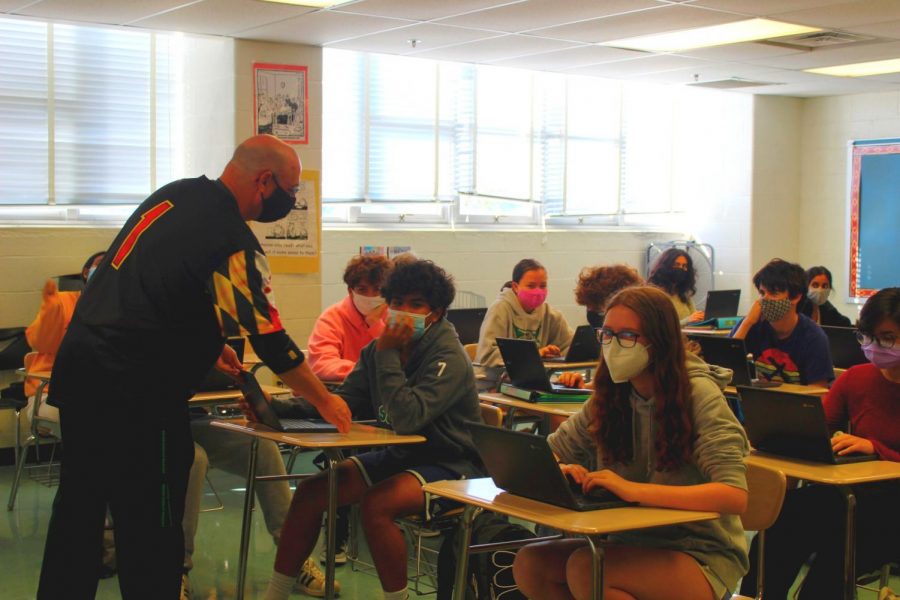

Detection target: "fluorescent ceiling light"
[259, 0, 355, 7]
[602, 18, 820, 53]
[806, 58, 900, 77]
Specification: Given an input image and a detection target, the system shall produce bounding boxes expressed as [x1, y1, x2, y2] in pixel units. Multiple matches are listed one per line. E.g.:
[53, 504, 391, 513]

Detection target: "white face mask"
[807, 287, 831, 307]
[351, 292, 385, 317]
[602, 340, 651, 383]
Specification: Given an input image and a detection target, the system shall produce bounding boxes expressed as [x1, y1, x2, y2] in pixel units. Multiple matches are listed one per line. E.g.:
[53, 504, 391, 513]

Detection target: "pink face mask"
[863, 344, 900, 370]
[516, 287, 547, 312]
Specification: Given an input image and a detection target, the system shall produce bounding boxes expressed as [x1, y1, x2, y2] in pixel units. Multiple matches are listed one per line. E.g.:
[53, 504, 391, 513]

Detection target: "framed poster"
[253, 62, 308, 144]
[250, 169, 320, 274]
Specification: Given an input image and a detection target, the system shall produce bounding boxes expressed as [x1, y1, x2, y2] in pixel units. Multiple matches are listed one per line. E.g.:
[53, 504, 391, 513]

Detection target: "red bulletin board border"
[253, 62, 309, 145]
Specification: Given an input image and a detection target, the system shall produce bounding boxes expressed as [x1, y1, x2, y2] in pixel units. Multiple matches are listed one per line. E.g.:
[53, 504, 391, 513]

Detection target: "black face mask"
[668, 268, 688, 282]
[256, 175, 295, 223]
[586, 310, 604, 329]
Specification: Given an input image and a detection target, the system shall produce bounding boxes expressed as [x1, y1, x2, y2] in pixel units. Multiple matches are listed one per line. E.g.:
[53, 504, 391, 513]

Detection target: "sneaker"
[295, 558, 341, 597]
[318, 539, 349, 566]
[180, 573, 192, 600]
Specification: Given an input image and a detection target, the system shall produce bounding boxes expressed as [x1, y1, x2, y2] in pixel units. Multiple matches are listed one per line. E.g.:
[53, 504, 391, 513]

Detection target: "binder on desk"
[685, 316, 740, 329]
[500, 383, 590, 403]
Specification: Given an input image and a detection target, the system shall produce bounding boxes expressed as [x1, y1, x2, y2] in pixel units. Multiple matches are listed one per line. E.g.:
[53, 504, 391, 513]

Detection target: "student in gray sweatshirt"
[513, 286, 750, 600]
[263, 259, 483, 600]
[474, 258, 573, 386]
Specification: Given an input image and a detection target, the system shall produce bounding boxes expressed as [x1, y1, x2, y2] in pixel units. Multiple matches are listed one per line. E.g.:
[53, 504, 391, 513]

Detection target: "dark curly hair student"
[648, 248, 704, 324]
[381, 259, 456, 313]
[342, 254, 392, 290]
[575, 264, 644, 328]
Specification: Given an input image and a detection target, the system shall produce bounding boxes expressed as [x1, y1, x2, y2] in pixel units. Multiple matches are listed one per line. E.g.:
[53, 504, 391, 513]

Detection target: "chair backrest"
[740, 462, 787, 532]
[464, 343, 477, 361]
[23, 351, 37, 372]
[479, 402, 504, 428]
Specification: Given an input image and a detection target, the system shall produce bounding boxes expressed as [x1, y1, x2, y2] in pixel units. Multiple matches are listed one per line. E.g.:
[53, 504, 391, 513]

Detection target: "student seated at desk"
[474, 258, 573, 387]
[307, 253, 392, 382]
[575, 264, 643, 329]
[731, 258, 833, 387]
[740, 287, 900, 599]
[798, 265, 853, 327]
[262, 259, 483, 600]
[513, 286, 750, 600]
[648, 248, 705, 325]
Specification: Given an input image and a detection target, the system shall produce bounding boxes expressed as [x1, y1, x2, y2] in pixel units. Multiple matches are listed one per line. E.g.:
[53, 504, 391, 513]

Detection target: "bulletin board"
[848, 139, 900, 299]
[249, 169, 320, 274]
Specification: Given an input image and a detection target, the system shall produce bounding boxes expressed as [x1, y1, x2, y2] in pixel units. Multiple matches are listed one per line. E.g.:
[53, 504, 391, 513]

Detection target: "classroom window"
[0, 17, 179, 208]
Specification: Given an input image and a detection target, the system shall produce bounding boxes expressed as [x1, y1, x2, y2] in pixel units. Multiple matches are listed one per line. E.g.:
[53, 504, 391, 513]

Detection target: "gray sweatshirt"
[338, 318, 484, 479]
[548, 353, 750, 598]
[474, 287, 574, 382]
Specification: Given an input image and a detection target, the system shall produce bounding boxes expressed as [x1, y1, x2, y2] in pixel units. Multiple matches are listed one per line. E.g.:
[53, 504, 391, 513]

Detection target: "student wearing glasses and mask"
[740, 287, 900, 599]
[513, 286, 749, 600]
[798, 265, 853, 327]
[731, 258, 834, 388]
[648, 248, 705, 325]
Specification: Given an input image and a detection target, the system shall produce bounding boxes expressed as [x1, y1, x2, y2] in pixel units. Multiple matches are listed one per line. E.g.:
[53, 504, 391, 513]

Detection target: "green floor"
[1, 454, 895, 600]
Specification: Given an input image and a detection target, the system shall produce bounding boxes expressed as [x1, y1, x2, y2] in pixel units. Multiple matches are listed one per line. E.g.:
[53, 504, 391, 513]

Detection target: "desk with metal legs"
[745, 453, 900, 600]
[423, 478, 718, 600]
[211, 419, 425, 600]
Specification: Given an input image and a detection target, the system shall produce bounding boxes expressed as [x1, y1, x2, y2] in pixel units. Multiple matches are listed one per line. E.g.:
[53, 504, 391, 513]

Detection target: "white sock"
[263, 571, 295, 600]
[383, 587, 409, 600]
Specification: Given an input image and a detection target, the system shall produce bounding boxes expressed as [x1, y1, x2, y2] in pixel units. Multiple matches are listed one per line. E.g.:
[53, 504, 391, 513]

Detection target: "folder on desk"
[500, 383, 590, 403]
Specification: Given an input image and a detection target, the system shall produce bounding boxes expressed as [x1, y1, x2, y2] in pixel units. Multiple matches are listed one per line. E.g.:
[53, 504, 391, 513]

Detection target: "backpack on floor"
[436, 511, 536, 600]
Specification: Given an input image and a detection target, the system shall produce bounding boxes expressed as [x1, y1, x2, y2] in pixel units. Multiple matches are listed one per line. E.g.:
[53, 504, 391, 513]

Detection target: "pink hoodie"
[307, 295, 386, 382]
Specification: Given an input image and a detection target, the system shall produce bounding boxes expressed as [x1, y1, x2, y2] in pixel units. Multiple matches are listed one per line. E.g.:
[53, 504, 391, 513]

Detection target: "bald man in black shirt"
[38, 135, 350, 599]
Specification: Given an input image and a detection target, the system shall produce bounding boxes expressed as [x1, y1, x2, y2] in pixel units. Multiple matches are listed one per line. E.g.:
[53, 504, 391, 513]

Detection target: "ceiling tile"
[489, 44, 645, 70]
[565, 54, 709, 77]
[130, 0, 316, 35]
[678, 40, 810, 61]
[747, 39, 900, 70]
[11, 0, 197, 25]
[236, 9, 413, 45]
[0, 1, 41, 12]
[774, 0, 900, 29]
[331, 0, 524, 22]
[435, 0, 663, 34]
[529, 4, 743, 44]
[411, 34, 579, 63]
[689, 0, 850, 17]
[840, 19, 900, 41]
[327, 22, 500, 54]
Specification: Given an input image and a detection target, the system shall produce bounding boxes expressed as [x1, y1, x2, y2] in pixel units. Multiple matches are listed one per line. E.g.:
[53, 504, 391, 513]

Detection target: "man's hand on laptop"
[315, 394, 353, 433]
[558, 463, 588, 485]
[831, 432, 875, 456]
[538, 344, 560, 358]
[215, 343, 242, 378]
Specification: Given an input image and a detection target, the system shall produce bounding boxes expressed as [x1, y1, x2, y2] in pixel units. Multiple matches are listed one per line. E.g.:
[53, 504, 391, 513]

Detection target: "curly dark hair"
[342, 254, 392, 289]
[647, 248, 697, 304]
[381, 259, 456, 313]
[575, 265, 643, 312]
[589, 286, 694, 472]
[753, 258, 807, 300]
[858, 287, 900, 336]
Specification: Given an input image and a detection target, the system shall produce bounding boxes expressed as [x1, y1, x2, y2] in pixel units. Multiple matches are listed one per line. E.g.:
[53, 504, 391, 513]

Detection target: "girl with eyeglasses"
[740, 287, 900, 599]
[513, 286, 750, 600]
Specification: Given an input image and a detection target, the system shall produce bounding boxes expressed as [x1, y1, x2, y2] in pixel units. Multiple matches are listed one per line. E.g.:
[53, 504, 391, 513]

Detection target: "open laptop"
[496, 337, 591, 396]
[737, 386, 877, 464]
[822, 326, 869, 369]
[689, 335, 780, 388]
[236, 370, 339, 433]
[469, 422, 632, 511]
[446, 308, 488, 345]
[687, 289, 741, 326]
[196, 338, 246, 392]
[544, 325, 601, 363]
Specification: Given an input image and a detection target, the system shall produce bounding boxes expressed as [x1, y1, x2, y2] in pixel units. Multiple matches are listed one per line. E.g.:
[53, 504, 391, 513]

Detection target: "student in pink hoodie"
[308, 254, 393, 382]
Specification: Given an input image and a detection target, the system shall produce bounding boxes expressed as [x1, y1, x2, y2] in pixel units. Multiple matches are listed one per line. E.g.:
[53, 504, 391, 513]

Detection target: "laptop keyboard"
[279, 418, 337, 432]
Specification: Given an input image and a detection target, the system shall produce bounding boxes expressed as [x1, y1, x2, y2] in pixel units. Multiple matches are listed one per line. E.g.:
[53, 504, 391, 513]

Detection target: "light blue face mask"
[87, 266, 97, 282]
[388, 309, 432, 342]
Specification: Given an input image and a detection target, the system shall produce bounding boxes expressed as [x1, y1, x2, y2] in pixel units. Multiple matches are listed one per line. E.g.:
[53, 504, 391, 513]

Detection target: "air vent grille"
[688, 78, 782, 89]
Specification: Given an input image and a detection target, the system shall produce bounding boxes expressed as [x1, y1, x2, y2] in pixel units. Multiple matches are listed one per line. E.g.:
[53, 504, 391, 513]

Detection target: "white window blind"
[0, 16, 176, 207]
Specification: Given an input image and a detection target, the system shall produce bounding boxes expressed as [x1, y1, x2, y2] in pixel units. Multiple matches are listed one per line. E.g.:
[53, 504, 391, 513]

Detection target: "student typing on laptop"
[262, 259, 483, 600]
[731, 258, 834, 387]
[741, 287, 900, 599]
[513, 287, 750, 600]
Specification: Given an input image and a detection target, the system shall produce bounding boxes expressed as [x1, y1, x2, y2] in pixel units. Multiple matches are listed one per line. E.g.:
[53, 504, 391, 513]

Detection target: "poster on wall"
[253, 62, 308, 144]
[250, 169, 320, 273]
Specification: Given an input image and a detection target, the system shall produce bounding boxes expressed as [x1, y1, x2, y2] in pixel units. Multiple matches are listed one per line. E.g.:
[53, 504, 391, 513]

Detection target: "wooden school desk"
[724, 382, 829, 396]
[745, 453, 900, 599]
[478, 391, 584, 432]
[423, 478, 718, 600]
[210, 419, 425, 600]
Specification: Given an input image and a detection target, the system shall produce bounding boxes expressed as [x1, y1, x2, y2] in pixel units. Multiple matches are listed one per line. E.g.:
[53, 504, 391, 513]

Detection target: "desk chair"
[733, 463, 787, 600]
[8, 352, 61, 511]
[464, 343, 477, 362]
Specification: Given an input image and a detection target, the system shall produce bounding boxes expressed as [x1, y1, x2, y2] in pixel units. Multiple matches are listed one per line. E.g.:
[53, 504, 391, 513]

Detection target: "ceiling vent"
[687, 78, 783, 89]
[766, 31, 875, 48]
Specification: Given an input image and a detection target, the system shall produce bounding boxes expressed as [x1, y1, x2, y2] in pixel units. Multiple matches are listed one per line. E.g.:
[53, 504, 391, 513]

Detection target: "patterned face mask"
[760, 297, 792, 322]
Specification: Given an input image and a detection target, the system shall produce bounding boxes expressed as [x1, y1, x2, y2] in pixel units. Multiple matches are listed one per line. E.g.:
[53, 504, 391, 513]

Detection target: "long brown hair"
[589, 286, 694, 471]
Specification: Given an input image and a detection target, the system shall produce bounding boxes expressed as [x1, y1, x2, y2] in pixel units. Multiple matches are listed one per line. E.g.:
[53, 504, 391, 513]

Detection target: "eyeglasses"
[856, 331, 897, 350]
[597, 327, 642, 348]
